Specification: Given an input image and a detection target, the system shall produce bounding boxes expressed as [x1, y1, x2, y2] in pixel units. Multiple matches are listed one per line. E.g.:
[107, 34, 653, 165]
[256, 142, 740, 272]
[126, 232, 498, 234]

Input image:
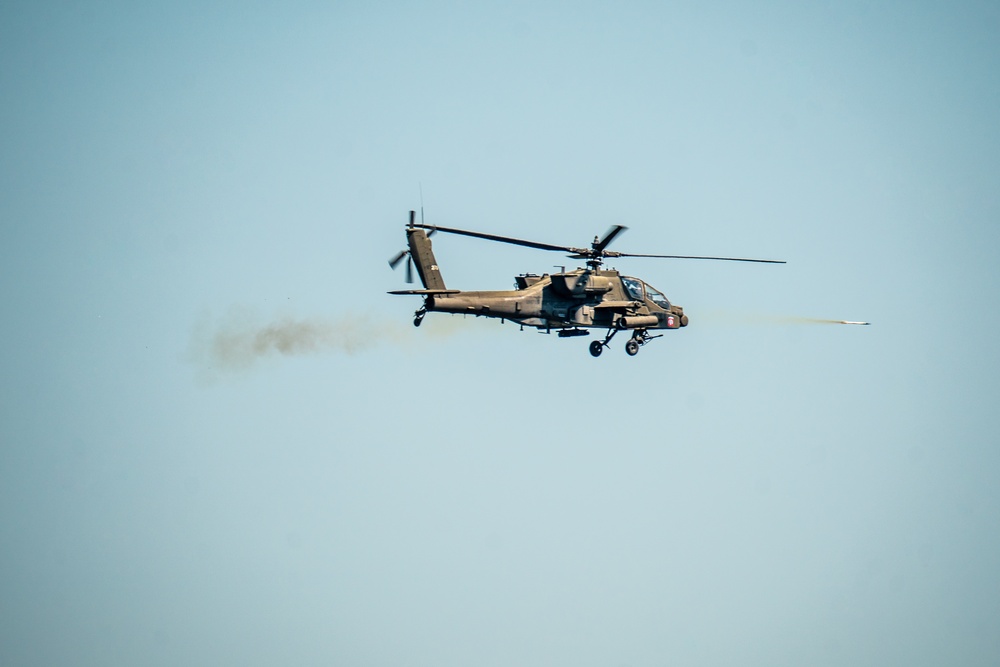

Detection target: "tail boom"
[406, 228, 446, 290]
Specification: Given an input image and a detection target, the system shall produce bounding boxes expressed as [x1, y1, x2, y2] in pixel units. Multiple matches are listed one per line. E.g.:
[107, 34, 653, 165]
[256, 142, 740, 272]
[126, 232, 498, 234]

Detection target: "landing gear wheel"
[589, 340, 604, 357]
[413, 317, 423, 327]
[625, 339, 640, 356]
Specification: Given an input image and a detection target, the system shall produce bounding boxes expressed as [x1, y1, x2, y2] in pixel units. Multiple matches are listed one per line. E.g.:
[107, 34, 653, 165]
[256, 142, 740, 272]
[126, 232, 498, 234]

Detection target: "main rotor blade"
[612, 252, 786, 264]
[593, 225, 628, 253]
[388, 249, 408, 269]
[412, 223, 579, 254]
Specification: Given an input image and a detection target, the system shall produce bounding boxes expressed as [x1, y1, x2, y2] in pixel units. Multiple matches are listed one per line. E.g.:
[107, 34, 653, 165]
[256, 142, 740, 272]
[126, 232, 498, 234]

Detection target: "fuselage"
[426, 268, 688, 331]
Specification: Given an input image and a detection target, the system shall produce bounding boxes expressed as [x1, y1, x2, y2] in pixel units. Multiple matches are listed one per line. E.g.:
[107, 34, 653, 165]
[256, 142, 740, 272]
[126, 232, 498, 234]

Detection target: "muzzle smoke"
[188, 309, 474, 378]
[188, 310, 400, 375]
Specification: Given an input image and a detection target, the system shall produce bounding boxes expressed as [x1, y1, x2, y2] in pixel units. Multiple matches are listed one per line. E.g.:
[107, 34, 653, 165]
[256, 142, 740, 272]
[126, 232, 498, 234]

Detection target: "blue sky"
[2, 2, 999, 665]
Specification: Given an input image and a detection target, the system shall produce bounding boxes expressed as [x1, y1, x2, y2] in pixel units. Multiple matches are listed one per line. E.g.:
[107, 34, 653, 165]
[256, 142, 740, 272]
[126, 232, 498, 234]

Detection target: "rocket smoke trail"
[769, 316, 871, 326]
[697, 312, 871, 327]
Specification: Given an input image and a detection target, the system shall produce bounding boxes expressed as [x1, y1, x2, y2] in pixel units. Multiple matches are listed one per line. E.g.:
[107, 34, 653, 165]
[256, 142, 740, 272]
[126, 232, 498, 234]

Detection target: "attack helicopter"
[388, 211, 785, 357]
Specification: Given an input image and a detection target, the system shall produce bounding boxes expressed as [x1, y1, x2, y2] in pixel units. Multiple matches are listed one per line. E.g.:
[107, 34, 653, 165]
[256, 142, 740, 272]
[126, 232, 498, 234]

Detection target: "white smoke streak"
[696, 311, 865, 327]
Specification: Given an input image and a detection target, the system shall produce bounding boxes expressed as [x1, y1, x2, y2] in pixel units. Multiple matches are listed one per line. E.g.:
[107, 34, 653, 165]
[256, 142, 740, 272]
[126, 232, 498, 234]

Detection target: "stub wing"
[593, 300, 640, 311]
[388, 289, 461, 295]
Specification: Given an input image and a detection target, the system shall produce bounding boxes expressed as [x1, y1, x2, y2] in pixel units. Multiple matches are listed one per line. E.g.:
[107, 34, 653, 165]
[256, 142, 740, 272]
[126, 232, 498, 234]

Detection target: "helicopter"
[388, 211, 785, 357]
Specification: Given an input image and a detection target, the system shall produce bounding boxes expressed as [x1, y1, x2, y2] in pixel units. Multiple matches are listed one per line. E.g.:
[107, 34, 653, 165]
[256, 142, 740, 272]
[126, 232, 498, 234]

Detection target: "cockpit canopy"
[622, 276, 670, 309]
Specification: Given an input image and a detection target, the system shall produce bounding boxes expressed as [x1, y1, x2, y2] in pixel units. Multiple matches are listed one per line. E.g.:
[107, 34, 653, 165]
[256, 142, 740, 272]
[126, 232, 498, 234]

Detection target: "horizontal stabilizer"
[388, 289, 461, 295]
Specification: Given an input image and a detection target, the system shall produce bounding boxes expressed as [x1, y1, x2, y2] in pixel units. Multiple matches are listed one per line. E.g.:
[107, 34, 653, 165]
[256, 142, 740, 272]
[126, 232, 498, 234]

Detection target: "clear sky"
[2, 2, 999, 665]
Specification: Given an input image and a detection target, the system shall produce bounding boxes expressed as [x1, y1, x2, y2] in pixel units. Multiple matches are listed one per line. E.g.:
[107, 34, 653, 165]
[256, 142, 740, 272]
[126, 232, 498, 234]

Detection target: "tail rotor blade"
[405, 256, 414, 283]
[389, 249, 408, 269]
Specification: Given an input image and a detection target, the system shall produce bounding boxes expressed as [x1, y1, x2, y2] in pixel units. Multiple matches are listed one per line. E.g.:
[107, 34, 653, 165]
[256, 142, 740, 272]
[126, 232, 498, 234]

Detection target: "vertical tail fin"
[406, 227, 446, 290]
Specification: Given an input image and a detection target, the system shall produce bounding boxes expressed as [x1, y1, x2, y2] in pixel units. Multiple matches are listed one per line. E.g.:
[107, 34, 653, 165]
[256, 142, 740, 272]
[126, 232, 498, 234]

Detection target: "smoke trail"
[214, 316, 372, 364]
[188, 308, 487, 378]
[761, 315, 870, 325]
[755, 315, 847, 325]
[188, 310, 402, 376]
[697, 311, 868, 327]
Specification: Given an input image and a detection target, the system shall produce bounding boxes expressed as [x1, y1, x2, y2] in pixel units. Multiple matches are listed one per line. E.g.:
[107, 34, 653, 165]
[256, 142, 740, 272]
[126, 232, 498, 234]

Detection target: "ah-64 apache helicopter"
[388, 211, 785, 357]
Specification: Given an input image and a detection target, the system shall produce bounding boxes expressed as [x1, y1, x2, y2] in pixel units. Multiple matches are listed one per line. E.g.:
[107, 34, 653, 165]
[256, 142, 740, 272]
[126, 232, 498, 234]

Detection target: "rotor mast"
[573, 225, 628, 270]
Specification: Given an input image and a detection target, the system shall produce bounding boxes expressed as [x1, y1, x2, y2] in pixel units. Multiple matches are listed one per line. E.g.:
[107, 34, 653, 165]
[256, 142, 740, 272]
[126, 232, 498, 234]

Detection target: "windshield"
[644, 283, 670, 309]
[622, 277, 644, 300]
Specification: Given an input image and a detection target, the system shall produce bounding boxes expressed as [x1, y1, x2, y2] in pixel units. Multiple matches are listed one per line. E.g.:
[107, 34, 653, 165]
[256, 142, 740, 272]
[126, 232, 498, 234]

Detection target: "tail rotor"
[387, 211, 417, 283]
[388, 208, 447, 290]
